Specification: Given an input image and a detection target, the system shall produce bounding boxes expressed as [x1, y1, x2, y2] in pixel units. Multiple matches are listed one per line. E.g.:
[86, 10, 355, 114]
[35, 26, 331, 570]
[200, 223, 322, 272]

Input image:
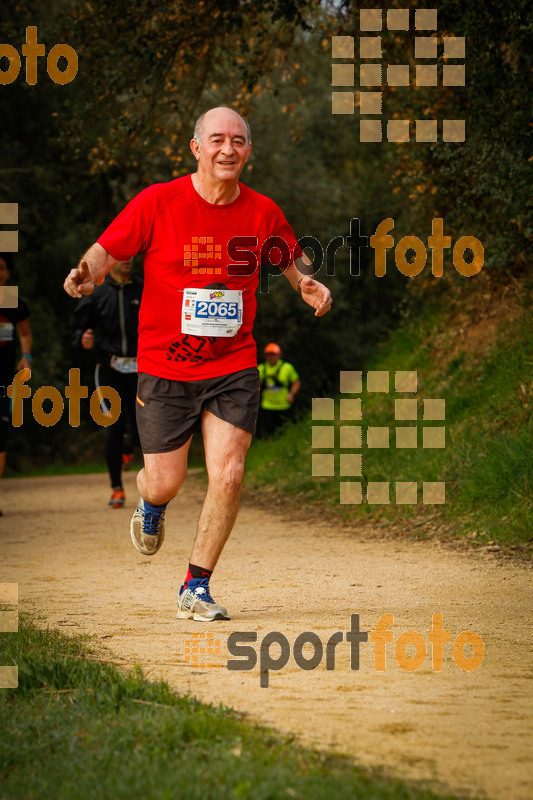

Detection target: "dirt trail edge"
[2, 473, 532, 800]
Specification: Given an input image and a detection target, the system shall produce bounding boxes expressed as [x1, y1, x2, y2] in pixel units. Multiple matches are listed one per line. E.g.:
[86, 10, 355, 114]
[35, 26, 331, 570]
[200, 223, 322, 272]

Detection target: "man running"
[64, 106, 332, 621]
[70, 258, 142, 508]
[0, 253, 32, 514]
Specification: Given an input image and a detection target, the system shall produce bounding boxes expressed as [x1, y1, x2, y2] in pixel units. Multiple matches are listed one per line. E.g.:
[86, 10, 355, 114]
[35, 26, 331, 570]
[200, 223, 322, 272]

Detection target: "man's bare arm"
[16, 319, 32, 370]
[63, 243, 118, 299]
[284, 255, 332, 318]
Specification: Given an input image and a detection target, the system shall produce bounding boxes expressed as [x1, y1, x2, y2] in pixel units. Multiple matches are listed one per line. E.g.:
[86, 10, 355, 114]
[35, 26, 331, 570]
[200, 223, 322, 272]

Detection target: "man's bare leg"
[130, 437, 192, 556]
[176, 411, 251, 620]
[137, 436, 192, 506]
[190, 410, 252, 570]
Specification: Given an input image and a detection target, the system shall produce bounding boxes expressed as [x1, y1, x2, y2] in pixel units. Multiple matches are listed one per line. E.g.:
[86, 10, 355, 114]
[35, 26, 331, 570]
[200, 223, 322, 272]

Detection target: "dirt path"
[1, 473, 532, 799]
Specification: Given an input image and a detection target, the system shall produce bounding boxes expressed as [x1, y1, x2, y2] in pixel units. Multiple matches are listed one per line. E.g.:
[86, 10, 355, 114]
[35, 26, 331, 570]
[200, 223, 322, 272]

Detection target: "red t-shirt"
[97, 175, 301, 380]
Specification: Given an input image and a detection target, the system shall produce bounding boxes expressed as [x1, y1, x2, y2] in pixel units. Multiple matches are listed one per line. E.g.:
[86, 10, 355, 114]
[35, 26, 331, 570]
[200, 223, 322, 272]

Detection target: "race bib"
[110, 355, 138, 374]
[0, 322, 15, 342]
[181, 288, 243, 338]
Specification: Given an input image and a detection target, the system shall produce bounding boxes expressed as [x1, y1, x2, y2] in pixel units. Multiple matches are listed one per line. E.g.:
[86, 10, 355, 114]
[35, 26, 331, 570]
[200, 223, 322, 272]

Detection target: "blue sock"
[143, 500, 167, 513]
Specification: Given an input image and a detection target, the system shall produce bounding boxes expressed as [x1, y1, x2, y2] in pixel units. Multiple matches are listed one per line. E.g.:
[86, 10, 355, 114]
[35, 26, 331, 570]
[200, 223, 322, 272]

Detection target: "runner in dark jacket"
[70, 259, 143, 507]
[0, 253, 32, 515]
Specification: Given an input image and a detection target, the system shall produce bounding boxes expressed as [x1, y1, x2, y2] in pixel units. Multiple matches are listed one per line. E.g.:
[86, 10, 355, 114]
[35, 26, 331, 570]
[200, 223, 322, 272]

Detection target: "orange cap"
[264, 342, 281, 354]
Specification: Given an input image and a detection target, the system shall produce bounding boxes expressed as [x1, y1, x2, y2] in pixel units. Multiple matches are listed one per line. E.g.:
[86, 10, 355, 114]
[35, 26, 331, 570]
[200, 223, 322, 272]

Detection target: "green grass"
[246, 297, 533, 549]
[0, 616, 459, 800]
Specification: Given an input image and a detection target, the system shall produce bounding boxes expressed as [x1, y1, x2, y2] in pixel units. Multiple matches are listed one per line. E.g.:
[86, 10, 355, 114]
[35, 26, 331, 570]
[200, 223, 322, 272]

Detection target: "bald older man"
[64, 106, 332, 621]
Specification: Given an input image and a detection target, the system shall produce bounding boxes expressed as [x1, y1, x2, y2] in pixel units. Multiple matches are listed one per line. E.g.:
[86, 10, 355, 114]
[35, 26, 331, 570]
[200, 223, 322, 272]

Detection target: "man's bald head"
[193, 107, 252, 146]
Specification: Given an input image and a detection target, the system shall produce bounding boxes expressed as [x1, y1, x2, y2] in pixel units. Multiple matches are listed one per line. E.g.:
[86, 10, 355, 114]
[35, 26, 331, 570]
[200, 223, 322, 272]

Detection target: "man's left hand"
[299, 276, 332, 317]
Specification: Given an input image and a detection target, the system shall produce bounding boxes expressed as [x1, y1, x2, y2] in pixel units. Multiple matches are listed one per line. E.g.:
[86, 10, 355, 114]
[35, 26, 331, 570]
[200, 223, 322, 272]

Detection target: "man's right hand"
[81, 329, 95, 349]
[64, 260, 96, 298]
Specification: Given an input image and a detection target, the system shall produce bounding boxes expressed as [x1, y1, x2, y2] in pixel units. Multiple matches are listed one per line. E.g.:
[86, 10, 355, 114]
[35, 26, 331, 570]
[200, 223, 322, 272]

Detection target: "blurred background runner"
[0, 253, 32, 515]
[70, 259, 142, 508]
[258, 342, 300, 438]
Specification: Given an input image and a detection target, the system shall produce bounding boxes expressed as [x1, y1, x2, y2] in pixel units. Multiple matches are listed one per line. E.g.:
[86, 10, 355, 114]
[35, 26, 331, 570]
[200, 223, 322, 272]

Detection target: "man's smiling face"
[191, 107, 251, 185]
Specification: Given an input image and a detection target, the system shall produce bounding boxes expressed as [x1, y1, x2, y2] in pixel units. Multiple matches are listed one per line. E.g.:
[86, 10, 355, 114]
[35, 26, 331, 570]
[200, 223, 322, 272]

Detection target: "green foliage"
[0, 616, 457, 799]
[247, 287, 533, 547]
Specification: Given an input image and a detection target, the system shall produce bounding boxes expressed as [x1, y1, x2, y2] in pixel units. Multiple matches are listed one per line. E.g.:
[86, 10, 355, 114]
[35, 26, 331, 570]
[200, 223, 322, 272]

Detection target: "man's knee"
[209, 453, 246, 494]
[140, 464, 185, 505]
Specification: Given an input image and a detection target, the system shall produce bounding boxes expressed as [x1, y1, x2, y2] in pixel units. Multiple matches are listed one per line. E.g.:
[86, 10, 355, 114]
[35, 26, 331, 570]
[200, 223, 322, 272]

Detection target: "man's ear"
[190, 138, 200, 161]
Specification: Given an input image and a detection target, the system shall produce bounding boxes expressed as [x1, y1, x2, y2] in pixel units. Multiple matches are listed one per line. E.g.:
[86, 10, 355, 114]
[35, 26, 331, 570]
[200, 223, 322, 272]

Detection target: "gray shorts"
[136, 368, 260, 453]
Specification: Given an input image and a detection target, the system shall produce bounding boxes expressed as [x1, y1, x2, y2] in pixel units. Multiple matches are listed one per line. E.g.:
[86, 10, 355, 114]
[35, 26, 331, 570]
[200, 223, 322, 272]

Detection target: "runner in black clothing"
[0, 253, 32, 514]
[70, 259, 143, 507]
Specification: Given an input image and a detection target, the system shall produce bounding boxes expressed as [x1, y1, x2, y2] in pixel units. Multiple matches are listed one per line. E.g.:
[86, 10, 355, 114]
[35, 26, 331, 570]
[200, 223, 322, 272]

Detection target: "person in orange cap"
[258, 343, 300, 437]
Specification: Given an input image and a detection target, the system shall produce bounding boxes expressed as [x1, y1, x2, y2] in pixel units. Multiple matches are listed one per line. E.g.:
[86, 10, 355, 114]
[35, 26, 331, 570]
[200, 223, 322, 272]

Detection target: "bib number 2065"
[196, 301, 238, 318]
[181, 287, 243, 337]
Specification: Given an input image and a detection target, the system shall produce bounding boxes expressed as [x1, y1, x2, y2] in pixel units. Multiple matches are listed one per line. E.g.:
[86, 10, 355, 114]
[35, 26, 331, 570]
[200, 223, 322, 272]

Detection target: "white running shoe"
[130, 498, 166, 556]
[177, 578, 230, 621]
